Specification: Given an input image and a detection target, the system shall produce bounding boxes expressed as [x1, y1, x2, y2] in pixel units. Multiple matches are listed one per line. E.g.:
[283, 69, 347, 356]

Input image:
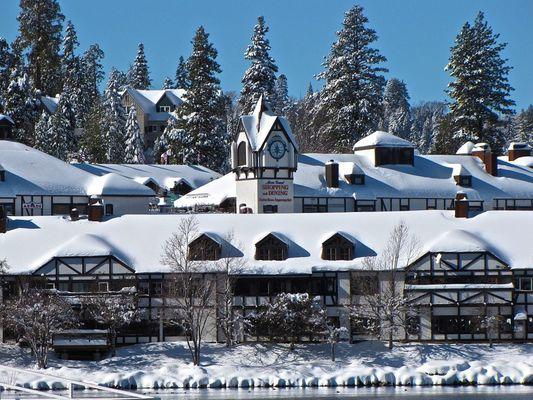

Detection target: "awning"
[514, 308, 527, 321]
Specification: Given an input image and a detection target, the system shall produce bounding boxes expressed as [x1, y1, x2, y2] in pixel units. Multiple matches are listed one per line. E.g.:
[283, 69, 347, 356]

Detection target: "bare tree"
[161, 216, 216, 366]
[215, 232, 247, 347]
[348, 221, 419, 349]
[82, 289, 140, 356]
[2, 289, 78, 368]
[321, 316, 347, 362]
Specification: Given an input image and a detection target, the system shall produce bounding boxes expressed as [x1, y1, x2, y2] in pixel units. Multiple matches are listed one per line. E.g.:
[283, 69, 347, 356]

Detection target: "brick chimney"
[325, 160, 339, 188]
[0, 205, 7, 233]
[471, 143, 498, 176]
[508, 142, 532, 162]
[88, 198, 104, 222]
[455, 192, 469, 218]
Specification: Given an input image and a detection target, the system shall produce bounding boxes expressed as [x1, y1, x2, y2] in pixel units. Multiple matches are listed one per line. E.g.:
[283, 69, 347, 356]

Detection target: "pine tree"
[15, 0, 64, 95]
[515, 106, 533, 143]
[382, 79, 411, 139]
[156, 116, 194, 164]
[128, 43, 151, 89]
[48, 97, 72, 160]
[315, 5, 388, 152]
[445, 12, 515, 149]
[433, 113, 461, 154]
[61, 21, 85, 128]
[79, 100, 107, 163]
[162, 77, 174, 90]
[0, 38, 14, 112]
[82, 44, 105, 105]
[177, 27, 228, 171]
[410, 101, 447, 153]
[34, 111, 53, 154]
[174, 55, 189, 90]
[102, 68, 127, 163]
[273, 74, 290, 115]
[238, 16, 278, 113]
[124, 107, 145, 164]
[4, 66, 38, 143]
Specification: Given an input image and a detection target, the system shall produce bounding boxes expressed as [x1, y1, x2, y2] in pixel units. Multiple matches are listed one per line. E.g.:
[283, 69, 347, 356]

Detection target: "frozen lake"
[148, 386, 533, 399]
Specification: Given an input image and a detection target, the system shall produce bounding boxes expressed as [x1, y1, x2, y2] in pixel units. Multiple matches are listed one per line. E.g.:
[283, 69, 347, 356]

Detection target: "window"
[45, 282, 55, 290]
[105, 204, 114, 215]
[351, 317, 379, 335]
[458, 176, 472, 187]
[151, 281, 163, 296]
[322, 233, 354, 260]
[71, 282, 90, 293]
[263, 205, 278, 213]
[400, 198, 410, 211]
[432, 316, 484, 335]
[237, 142, 247, 166]
[255, 234, 288, 261]
[188, 234, 221, 261]
[52, 203, 71, 215]
[517, 277, 533, 291]
[98, 282, 109, 292]
[345, 174, 365, 185]
[375, 147, 414, 166]
[427, 199, 437, 210]
[158, 105, 171, 112]
[350, 274, 379, 295]
[0, 170, 4, 182]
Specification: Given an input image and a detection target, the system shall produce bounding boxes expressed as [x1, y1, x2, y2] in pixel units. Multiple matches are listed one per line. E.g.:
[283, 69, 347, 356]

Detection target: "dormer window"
[158, 105, 171, 112]
[322, 233, 354, 261]
[458, 176, 472, 187]
[255, 233, 288, 261]
[375, 147, 414, 166]
[345, 174, 365, 185]
[188, 234, 221, 261]
[237, 141, 247, 166]
[0, 169, 5, 182]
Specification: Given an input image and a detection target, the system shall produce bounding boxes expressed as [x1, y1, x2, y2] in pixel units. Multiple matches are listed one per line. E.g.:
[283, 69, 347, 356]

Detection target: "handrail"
[0, 365, 157, 399]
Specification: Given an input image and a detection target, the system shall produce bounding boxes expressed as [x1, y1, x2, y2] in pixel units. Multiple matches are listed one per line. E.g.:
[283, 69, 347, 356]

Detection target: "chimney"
[471, 143, 497, 176]
[455, 192, 469, 218]
[0, 205, 7, 233]
[508, 142, 532, 162]
[70, 207, 80, 221]
[88, 201, 104, 222]
[325, 160, 339, 188]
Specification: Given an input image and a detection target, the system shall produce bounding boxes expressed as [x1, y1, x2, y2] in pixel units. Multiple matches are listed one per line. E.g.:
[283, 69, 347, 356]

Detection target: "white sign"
[22, 201, 42, 209]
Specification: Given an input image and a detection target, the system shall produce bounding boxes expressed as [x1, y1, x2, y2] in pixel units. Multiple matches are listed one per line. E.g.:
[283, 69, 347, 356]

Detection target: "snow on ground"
[1, 341, 533, 389]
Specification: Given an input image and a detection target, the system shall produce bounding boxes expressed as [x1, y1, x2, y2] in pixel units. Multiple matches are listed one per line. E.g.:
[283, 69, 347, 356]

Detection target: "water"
[145, 386, 533, 399]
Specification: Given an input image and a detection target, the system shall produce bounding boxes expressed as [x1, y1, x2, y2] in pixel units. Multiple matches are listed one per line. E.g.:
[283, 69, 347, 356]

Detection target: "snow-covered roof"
[0, 114, 14, 124]
[0, 141, 154, 198]
[176, 151, 533, 207]
[74, 163, 220, 192]
[456, 141, 476, 155]
[510, 156, 533, 168]
[240, 96, 298, 152]
[40, 95, 59, 113]
[125, 88, 185, 121]
[2, 211, 532, 275]
[451, 164, 471, 177]
[353, 131, 414, 150]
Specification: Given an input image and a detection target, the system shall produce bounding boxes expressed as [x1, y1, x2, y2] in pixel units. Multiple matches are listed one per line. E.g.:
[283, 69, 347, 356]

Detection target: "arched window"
[322, 233, 354, 260]
[255, 233, 288, 261]
[237, 141, 247, 166]
[188, 234, 221, 261]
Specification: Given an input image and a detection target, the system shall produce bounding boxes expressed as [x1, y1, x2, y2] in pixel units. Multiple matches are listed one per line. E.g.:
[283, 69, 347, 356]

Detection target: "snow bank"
[2, 342, 533, 390]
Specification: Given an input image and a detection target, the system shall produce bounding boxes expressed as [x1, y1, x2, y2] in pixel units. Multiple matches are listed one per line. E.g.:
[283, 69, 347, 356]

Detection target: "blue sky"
[1, 0, 532, 109]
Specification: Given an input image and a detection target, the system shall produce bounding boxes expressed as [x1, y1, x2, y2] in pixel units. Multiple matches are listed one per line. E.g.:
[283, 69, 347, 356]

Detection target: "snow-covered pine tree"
[48, 95, 74, 160]
[162, 77, 174, 90]
[34, 111, 53, 154]
[78, 100, 107, 163]
[445, 12, 515, 150]
[15, 0, 64, 95]
[238, 16, 278, 113]
[382, 78, 411, 139]
[128, 43, 151, 89]
[81, 44, 105, 105]
[102, 68, 127, 163]
[177, 27, 228, 171]
[174, 55, 189, 89]
[155, 116, 193, 164]
[0, 38, 14, 112]
[273, 74, 290, 115]
[124, 106, 145, 164]
[410, 101, 447, 153]
[4, 66, 38, 144]
[315, 5, 388, 152]
[515, 106, 533, 143]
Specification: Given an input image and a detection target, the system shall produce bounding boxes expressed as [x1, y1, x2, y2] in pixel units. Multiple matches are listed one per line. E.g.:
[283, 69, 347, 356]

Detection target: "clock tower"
[231, 96, 298, 213]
